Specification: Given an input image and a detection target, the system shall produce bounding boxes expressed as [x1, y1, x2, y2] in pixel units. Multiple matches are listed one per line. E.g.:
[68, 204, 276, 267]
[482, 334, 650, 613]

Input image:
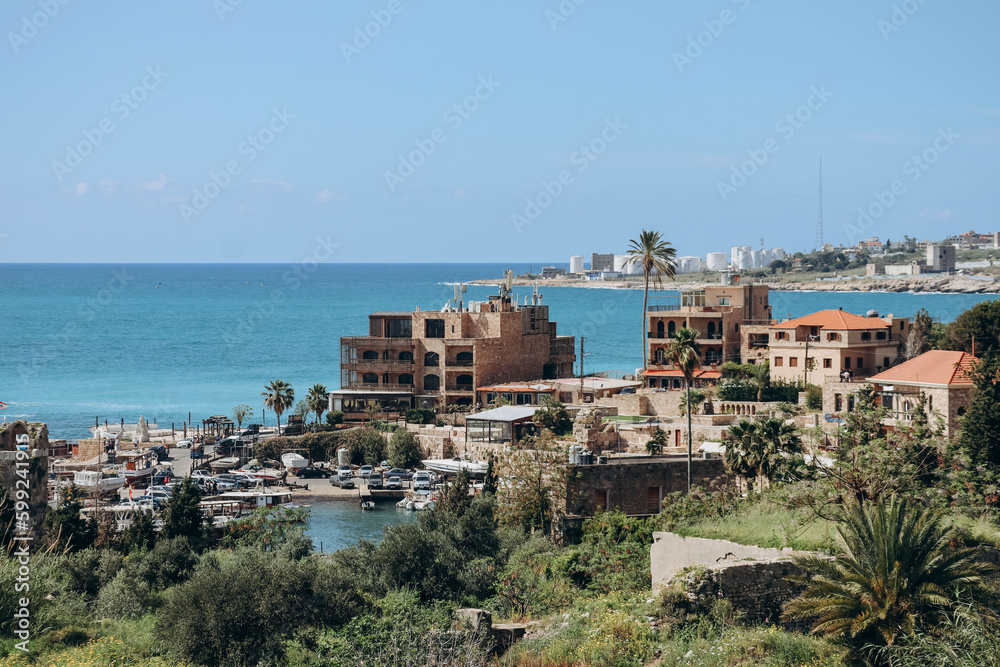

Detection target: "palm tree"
[307, 383, 328, 427]
[747, 361, 770, 402]
[724, 419, 759, 492]
[751, 416, 801, 488]
[626, 231, 677, 370]
[665, 327, 701, 493]
[784, 496, 993, 665]
[261, 380, 294, 434]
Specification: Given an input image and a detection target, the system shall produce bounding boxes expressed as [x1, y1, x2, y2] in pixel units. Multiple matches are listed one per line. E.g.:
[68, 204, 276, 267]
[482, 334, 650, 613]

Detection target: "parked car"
[358, 465, 373, 478]
[413, 471, 432, 491]
[337, 465, 353, 478]
[367, 474, 383, 489]
[216, 473, 257, 489]
[150, 445, 168, 461]
[190, 469, 214, 479]
[296, 466, 331, 479]
[385, 476, 403, 490]
[385, 468, 412, 480]
[174, 438, 194, 449]
[619, 387, 637, 395]
[330, 475, 355, 489]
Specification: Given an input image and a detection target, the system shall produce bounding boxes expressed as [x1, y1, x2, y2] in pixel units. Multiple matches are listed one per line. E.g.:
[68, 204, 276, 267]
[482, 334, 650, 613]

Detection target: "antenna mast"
[816, 158, 824, 250]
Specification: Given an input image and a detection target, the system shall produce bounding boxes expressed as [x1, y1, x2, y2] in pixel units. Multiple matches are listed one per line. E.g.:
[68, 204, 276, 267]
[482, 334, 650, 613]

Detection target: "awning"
[465, 406, 538, 423]
[641, 369, 721, 379]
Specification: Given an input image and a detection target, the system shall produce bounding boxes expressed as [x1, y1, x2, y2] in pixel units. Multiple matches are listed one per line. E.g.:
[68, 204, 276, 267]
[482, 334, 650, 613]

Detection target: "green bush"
[388, 428, 423, 468]
[805, 385, 822, 411]
[405, 408, 436, 424]
[326, 410, 344, 426]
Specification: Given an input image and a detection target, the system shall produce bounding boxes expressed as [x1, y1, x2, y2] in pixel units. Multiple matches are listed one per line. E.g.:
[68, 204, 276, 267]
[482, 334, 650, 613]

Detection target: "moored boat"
[420, 457, 489, 478]
[281, 452, 308, 470]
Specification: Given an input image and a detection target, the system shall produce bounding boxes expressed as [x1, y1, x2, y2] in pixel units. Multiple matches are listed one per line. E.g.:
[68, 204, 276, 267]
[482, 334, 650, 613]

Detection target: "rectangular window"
[835, 394, 843, 412]
[861, 332, 871, 341]
[883, 357, 890, 368]
[876, 331, 887, 340]
[789, 357, 798, 367]
[845, 357, 851, 369]
[823, 358, 832, 368]
[718, 297, 730, 306]
[425, 319, 445, 338]
[594, 489, 608, 510]
[775, 357, 784, 367]
[857, 357, 863, 369]
[647, 486, 662, 513]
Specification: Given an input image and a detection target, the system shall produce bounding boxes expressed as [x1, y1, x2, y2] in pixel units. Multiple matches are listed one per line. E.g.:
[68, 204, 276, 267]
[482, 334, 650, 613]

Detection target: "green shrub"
[805, 385, 823, 411]
[405, 408, 436, 424]
[326, 410, 344, 426]
[388, 428, 423, 468]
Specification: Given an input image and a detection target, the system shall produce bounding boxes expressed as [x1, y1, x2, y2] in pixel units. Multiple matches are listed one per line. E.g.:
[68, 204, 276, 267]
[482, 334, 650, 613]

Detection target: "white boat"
[73, 470, 127, 494]
[210, 456, 241, 472]
[281, 452, 309, 470]
[360, 500, 376, 511]
[420, 457, 489, 478]
[217, 487, 293, 509]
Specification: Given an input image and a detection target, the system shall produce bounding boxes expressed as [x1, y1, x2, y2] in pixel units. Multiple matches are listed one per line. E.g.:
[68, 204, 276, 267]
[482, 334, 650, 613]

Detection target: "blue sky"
[1, 0, 997, 263]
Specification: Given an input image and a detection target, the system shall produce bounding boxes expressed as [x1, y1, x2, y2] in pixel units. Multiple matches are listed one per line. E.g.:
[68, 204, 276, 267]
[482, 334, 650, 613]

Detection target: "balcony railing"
[343, 359, 414, 370]
[446, 359, 474, 367]
[341, 336, 413, 347]
[343, 382, 415, 392]
[648, 331, 723, 340]
[447, 384, 475, 393]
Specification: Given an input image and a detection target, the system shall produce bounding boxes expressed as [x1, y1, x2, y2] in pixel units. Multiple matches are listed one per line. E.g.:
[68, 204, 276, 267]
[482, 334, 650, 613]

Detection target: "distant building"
[332, 287, 576, 415]
[925, 244, 956, 272]
[768, 308, 909, 384]
[643, 281, 771, 388]
[541, 266, 566, 279]
[569, 255, 585, 273]
[591, 253, 615, 272]
[865, 350, 976, 436]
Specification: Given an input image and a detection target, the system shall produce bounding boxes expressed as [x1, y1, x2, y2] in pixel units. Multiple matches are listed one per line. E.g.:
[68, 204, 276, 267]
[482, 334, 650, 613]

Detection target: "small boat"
[360, 500, 376, 511]
[421, 457, 489, 478]
[73, 470, 127, 494]
[281, 452, 308, 470]
[210, 456, 241, 472]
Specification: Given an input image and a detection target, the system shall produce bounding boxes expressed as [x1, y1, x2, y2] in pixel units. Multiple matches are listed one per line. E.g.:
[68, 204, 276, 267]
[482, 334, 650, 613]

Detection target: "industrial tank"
[706, 252, 728, 271]
[613, 254, 634, 273]
[569, 255, 584, 273]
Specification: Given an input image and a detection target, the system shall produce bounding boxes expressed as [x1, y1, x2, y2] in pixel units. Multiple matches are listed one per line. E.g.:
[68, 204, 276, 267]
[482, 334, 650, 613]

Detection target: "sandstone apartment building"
[768, 308, 910, 384]
[331, 289, 576, 417]
[643, 279, 771, 388]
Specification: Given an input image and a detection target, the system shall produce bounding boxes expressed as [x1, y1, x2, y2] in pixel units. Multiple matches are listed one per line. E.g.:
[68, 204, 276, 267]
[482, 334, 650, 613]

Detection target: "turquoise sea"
[3, 263, 997, 441]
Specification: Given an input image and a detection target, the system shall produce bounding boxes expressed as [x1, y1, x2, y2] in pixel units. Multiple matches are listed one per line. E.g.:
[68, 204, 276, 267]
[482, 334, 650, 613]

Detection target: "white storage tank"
[772, 248, 786, 261]
[736, 250, 752, 270]
[750, 249, 763, 269]
[706, 252, 728, 272]
[613, 254, 634, 273]
[337, 448, 350, 467]
[569, 255, 584, 274]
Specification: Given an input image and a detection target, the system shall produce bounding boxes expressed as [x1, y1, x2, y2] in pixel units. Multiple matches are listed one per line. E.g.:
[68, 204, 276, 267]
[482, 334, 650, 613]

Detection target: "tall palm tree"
[747, 361, 770, 402]
[261, 380, 294, 434]
[665, 327, 701, 493]
[626, 231, 677, 370]
[307, 383, 328, 427]
[751, 416, 801, 489]
[723, 419, 760, 492]
[784, 496, 993, 665]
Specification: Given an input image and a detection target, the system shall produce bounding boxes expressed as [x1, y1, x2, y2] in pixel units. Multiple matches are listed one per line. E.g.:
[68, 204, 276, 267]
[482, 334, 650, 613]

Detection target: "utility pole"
[804, 337, 811, 385]
[579, 337, 585, 396]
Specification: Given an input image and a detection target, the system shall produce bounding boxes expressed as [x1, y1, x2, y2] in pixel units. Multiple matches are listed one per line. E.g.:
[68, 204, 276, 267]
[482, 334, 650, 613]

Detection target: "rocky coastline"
[468, 273, 1000, 294]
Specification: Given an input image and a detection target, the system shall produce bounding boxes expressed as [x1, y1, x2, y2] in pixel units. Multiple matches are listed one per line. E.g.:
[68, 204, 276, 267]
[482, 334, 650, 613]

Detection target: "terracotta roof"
[771, 309, 891, 331]
[867, 350, 977, 387]
[641, 369, 722, 379]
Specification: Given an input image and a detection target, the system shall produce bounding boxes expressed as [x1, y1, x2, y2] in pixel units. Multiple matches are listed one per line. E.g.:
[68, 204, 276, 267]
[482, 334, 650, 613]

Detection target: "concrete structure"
[651, 531, 795, 590]
[569, 255, 584, 274]
[866, 349, 976, 436]
[540, 266, 566, 279]
[643, 282, 771, 386]
[768, 308, 909, 384]
[926, 244, 956, 272]
[590, 253, 614, 272]
[334, 283, 576, 412]
[565, 456, 729, 516]
[0, 421, 49, 542]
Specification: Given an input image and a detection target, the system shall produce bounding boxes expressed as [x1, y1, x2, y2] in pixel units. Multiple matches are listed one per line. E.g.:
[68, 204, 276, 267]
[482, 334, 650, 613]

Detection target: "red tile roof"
[771, 309, 891, 331]
[867, 350, 977, 387]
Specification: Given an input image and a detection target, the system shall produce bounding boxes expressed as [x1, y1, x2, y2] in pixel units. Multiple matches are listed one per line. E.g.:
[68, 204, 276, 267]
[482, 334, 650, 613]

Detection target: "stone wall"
[565, 457, 729, 516]
[650, 531, 794, 588]
[0, 421, 50, 541]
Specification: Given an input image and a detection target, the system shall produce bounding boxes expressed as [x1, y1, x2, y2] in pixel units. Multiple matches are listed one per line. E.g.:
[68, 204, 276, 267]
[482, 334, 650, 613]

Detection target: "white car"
[337, 465, 352, 478]
[175, 438, 194, 449]
[413, 471, 432, 491]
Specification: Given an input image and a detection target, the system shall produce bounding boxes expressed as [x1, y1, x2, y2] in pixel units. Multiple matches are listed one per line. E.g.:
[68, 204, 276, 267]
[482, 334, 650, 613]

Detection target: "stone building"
[0, 421, 50, 542]
[865, 349, 976, 436]
[768, 308, 909, 385]
[590, 253, 614, 272]
[332, 285, 575, 415]
[643, 281, 771, 388]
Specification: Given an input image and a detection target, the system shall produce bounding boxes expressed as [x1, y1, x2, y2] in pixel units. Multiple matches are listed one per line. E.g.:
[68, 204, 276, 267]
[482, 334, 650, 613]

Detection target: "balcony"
[341, 336, 413, 347]
[446, 383, 475, 393]
[343, 359, 414, 371]
[446, 359, 474, 367]
[344, 382, 415, 392]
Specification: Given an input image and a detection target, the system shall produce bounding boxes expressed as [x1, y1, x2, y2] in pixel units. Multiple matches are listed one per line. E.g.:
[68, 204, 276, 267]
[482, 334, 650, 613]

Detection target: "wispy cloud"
[251, 179, 294, 193]
[316, 189, 346, 203]
[136, 174, 169, 192]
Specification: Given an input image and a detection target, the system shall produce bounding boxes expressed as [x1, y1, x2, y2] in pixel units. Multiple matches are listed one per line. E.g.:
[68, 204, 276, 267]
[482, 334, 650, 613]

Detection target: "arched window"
[707, 321, 716, 338]
[456, 351, 473, 365]
[957, 406, 966, 417]
[456, 374, 473, 389]
[424, 351, 439, 367]
[656, 321, 665, 338]
[362, 372, 378, 384]
[455, 397, 473, 406]
[654, 347, 666, 364]
[399, 351, 414, 362]
[423, 374, 440, 391]
[398, 373, 413, 386]
[362, 350, 378, 360]
[668, 321, 676, 335]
